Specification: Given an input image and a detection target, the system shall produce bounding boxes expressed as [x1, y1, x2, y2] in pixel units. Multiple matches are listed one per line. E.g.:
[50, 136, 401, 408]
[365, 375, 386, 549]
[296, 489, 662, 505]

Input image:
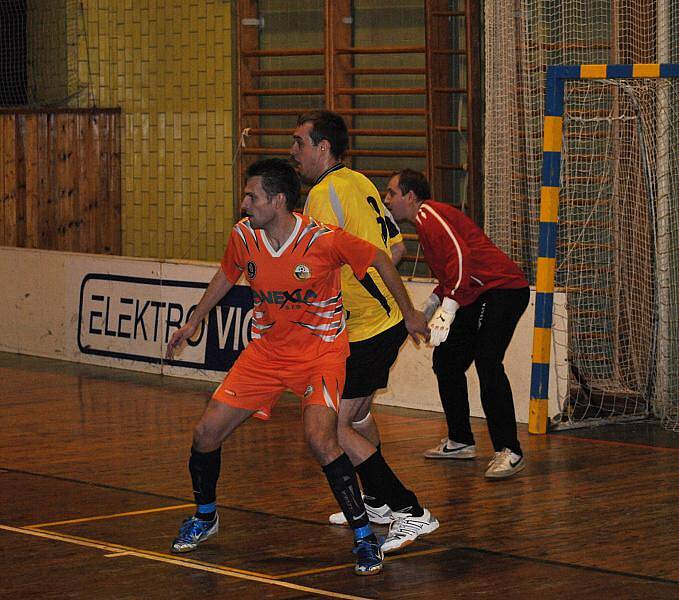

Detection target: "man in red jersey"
[385, 169, 530, 479]
[166, 159, 428, 575]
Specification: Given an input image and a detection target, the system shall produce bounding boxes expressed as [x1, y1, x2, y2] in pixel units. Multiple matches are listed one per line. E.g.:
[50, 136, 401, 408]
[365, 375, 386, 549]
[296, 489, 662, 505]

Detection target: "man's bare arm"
[370, 249, 428, 344]
[389, 240, 406, 266]
[166, 268, 234, 359]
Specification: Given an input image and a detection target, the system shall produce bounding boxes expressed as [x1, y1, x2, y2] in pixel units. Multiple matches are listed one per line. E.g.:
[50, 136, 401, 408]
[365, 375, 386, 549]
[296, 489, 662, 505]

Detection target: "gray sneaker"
[424, 438, 476, 459]
[485, 448, 525, 479]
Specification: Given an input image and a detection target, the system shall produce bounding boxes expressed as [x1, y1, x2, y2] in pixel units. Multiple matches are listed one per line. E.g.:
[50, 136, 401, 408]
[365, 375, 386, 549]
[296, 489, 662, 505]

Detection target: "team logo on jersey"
[304, 384, 314, 398]
[294, 263, 311, 280]
[246, 261, 257, 280]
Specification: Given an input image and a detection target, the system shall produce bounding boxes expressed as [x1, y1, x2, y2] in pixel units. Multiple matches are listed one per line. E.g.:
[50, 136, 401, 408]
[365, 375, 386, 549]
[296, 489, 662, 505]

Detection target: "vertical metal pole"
[529, 66, 566, 434]
[655, 2, 670, 418]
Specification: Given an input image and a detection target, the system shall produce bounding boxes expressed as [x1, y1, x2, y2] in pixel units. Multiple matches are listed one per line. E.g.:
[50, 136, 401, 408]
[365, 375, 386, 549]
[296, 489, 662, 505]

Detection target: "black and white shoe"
[329, 495, 393, 525]
[381, 508, 439, 553]
[424, 438, 476, 459]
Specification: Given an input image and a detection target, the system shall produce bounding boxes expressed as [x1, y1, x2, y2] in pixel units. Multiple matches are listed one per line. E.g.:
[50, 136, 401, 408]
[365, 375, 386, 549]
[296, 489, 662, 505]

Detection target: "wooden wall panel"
[24, 114, 40, 248]
[111, 113, 122, 255]
[0, 118, 5, 245]
[0, 109, 121, 255]
[15, 115, 27, 247]
[56, 113, 73, 251]
[3, 116, 18, 247]
[45, 113, 57, 250]
[97, 113, 108, 254]
[80, 113, 92, 253]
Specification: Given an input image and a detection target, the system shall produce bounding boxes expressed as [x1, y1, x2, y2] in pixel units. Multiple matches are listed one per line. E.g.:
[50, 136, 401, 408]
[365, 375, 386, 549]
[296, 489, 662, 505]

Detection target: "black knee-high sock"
[189, 446, 221, 518]
[356, 450, 423, 516]
[323, 453, 371, 533]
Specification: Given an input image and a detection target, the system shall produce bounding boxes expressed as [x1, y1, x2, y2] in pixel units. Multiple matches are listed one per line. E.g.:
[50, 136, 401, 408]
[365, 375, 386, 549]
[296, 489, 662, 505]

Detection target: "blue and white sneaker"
[353, 534, 384, 576]
[171, 514, 219, 553]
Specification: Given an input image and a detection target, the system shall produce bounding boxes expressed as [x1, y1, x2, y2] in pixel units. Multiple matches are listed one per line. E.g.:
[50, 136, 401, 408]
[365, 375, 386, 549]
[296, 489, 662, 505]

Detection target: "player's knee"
[336, 421, 353, 448]
[474, 355, 504, 379]
[306, 428, 340, 463]
[192, 422, 222, 452]
[338, 395, 371, 425]
[433, 356, 466, 377]
[432, 351, 449, 374]
[351, 411, 372, 427]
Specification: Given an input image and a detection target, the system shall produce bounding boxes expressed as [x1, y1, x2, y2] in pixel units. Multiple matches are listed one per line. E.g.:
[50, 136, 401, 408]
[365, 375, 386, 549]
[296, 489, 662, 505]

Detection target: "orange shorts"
[212, 344, 346, 420]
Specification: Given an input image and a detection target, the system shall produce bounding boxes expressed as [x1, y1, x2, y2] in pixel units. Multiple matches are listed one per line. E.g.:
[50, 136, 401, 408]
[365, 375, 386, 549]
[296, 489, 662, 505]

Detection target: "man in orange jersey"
[166, 158, 428, 575]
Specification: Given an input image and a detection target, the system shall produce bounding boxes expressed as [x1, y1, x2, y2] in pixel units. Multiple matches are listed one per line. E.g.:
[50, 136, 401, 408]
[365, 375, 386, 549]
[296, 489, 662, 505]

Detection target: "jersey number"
[366, 196, 388, 247]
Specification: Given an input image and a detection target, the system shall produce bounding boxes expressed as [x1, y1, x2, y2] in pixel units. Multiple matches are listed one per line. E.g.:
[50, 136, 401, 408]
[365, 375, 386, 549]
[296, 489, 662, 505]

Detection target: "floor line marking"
[555, 434, 679, 452]
[26, 504, 195, 529]
[13, 525, 285, 578]
[0, 525, 371, 600]
[464, 546, 679, 585]
[1, 467, 359, 531]
[273, 547, 447, 579]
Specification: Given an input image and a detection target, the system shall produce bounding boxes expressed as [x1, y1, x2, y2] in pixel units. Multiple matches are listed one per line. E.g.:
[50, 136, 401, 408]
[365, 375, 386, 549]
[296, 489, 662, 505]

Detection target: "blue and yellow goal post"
[529, 63, 679, 434]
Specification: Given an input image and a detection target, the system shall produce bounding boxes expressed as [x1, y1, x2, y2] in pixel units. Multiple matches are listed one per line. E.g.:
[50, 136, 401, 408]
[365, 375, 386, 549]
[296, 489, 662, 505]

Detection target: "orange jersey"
[220, 213, 377, 362]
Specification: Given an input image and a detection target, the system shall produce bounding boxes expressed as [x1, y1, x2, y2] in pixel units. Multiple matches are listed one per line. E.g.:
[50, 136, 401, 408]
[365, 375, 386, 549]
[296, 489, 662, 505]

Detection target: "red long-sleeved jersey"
[415, 201, 528, 307]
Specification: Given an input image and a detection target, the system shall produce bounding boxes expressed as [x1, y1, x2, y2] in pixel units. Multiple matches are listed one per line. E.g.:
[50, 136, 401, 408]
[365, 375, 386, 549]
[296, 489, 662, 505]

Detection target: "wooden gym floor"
[2, 351, 678, 599]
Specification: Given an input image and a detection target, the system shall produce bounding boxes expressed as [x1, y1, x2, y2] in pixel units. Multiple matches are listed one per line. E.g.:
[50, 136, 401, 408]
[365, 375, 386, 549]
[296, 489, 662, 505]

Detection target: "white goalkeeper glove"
[422, 293, 441, 321]
[428, 297, 460, 346]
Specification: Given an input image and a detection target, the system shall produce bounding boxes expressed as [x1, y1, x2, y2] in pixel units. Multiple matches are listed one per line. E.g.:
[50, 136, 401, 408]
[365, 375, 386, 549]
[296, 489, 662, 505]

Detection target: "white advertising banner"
[0, 247, 564, 422]
[0, 247, 252, 381]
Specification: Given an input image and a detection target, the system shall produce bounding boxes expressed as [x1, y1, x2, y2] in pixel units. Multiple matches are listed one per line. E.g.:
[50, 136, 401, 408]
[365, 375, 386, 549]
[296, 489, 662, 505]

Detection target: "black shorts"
[343, 320, 408, 399]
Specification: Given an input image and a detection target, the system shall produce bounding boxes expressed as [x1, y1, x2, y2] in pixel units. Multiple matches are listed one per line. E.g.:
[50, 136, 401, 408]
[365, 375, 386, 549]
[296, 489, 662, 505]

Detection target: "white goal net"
[552, 76, 679, 430]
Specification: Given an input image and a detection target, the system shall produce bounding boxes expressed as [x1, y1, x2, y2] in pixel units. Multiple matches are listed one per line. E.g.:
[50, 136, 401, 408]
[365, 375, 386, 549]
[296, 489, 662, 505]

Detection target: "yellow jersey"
[303, 164, 403, 342]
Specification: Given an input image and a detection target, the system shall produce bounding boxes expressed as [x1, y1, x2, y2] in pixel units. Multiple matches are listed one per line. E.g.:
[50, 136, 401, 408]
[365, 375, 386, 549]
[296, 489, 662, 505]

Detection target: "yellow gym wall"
[76, 0, 235, 261]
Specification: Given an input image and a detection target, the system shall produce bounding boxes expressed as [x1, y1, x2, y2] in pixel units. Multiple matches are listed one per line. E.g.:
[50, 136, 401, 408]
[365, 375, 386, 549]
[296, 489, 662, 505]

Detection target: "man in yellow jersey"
[291, 110, 439, 553]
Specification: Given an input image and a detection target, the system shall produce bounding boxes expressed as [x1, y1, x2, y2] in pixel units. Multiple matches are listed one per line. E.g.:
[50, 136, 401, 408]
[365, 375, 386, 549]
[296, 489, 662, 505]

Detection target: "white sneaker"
[485, 448, 525, 479]
[381, 508, 439, 553]
[424, 438, 476, 459]
[329, 495, 393, 526]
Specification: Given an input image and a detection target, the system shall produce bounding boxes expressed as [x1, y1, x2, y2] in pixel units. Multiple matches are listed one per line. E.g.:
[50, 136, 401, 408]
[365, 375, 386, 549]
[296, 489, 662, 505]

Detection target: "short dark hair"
[396, 169, 431, 201]
[245, 158, 301, 211]
[297, 110, 349, 159]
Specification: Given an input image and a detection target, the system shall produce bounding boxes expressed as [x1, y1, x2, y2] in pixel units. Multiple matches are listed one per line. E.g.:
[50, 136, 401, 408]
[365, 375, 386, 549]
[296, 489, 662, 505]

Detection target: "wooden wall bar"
[0, 109, 121, 255]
